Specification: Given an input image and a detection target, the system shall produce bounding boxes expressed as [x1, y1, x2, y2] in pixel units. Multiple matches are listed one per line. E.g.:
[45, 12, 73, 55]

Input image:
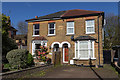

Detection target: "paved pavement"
[2, 64, 120, 79]
[42, 65, 119, 79]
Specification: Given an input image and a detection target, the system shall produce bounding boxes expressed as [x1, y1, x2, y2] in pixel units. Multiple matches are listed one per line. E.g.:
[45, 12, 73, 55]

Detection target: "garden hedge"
[6, 49, 34, 69]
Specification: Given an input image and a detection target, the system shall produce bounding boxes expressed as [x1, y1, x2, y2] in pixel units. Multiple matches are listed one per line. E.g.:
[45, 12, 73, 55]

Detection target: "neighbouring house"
[14, 34, 27, 49]
[7, 17, 17, 39]
[25, 9, 104, 66]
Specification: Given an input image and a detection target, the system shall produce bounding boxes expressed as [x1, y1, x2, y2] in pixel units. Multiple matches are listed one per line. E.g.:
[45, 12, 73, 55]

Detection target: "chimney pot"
[35, 16, 38, 18]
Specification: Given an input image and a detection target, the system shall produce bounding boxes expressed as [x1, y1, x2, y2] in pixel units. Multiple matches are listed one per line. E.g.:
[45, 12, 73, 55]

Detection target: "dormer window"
[33, 24, 39, 36]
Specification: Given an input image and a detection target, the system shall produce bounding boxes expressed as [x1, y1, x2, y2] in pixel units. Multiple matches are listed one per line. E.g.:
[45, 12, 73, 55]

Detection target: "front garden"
[2, 45, 51, 73]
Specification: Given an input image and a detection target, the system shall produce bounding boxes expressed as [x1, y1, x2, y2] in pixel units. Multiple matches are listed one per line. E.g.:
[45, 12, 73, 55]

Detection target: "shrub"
[4, 63, 11, 69]
[27, 53, 34, 66]
[35, 46, 48, 62]
[2, 36, 18, 63]
[6, 49, 28, 69]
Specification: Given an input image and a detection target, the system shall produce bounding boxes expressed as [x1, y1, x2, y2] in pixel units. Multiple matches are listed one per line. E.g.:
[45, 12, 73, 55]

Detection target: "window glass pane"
[90, 49, 93, 58]
[35, 31, 39, 35]
[49, 23, 54, 28]
[35, 24, 39, 29]
[79, 41, 88, 49]
[87, 27, 94, 32]
[86, 20, 94, 26]
[79, 50, 89, 58]
[76, 50, 78, 58]
[67, 22, 74, 27]
[90, 41, 92, 48]
[49, 29, 54, 34]
[35, 44, 41, 49]
[67, 28, 73, 33]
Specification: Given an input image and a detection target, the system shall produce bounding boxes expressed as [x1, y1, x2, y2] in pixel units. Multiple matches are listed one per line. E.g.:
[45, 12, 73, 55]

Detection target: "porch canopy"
[74, 36, 96, 41]
[32, 36, 47, 41]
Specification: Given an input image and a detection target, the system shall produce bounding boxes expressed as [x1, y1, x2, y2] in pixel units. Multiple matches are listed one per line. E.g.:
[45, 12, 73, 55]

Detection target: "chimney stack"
[35, 16, 38, 18]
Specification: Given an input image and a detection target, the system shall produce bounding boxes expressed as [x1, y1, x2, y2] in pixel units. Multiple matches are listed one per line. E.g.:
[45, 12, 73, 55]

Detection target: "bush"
[2, 36, 18, 63]
[27, 53, 34, 66]
[4, 63, 11, 69]
[6, 49, 28, 69]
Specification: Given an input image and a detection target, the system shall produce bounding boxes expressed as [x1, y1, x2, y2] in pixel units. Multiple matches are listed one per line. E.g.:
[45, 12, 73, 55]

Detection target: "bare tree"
[104, 13, 120, 49]
[17, 21, 28, 34]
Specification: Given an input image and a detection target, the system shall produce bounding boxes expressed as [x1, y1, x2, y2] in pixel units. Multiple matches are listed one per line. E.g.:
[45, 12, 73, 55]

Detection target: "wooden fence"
[52, 51, 61, 65]
[103, 50, 111, 64]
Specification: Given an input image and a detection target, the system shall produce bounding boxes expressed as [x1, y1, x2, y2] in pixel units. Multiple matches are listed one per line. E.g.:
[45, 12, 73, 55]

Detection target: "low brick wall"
[2, 64, 53, 78]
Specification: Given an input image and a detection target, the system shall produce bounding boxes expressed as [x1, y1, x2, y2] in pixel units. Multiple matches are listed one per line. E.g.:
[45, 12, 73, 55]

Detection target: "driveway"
[42, 64, 119, 79]
[2, 64, 119, 79]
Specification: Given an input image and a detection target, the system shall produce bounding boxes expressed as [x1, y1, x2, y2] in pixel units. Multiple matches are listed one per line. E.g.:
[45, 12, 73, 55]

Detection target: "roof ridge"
[67, 9, 103, 12]
[38, 10, 66, 19]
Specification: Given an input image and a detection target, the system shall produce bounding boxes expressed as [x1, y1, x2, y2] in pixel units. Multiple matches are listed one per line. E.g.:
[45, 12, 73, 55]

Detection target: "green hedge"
[27, 53, 34, 66]
[6, 49, 34, 70]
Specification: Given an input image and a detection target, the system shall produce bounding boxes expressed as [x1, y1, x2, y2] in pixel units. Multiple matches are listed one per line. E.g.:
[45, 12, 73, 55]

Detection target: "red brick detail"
[32, 36, 47, 40]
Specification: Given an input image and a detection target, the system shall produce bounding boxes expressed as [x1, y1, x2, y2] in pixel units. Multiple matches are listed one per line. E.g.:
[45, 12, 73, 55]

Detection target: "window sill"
[32, 35, 40, 37]
[66, 34, 74, 36]
[73, 57, 96, 60]
[47, 34, 56, 36]
[86, 32, 95, 34]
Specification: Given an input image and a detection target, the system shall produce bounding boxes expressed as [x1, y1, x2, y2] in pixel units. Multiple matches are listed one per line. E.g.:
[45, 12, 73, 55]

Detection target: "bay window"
[75, 40, 95, 59]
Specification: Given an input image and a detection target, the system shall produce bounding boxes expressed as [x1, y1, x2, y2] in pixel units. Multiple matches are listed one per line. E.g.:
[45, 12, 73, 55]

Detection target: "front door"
[63, 44, 68, 63]
[64, 47, 68, 62]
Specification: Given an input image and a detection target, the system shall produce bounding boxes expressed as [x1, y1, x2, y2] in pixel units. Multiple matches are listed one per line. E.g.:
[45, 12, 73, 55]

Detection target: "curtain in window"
[79, 41, 89, 58]
[75, 40, 94, 59]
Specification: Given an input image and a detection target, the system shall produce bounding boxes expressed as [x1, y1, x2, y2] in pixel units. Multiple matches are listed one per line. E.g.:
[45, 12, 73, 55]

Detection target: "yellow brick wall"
[27, 15, 103, 65]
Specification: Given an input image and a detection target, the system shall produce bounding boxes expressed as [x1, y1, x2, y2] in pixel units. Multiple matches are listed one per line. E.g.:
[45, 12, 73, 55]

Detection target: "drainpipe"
[98, 15, 100, 66]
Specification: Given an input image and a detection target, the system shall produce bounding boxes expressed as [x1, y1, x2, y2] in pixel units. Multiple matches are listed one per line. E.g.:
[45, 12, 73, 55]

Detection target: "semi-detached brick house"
[25, 9, 104, 66]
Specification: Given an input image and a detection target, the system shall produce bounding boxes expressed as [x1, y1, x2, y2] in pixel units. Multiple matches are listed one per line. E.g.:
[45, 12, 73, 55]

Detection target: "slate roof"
[8, 26, 18, 31]
[74, 36, 96, 41]
[26, 9, 104, 22]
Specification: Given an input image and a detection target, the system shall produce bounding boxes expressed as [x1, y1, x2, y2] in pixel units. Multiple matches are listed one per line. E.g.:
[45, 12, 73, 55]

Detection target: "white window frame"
[86, 20, 95, 34]
[32, 40, 47, 55]
[66, 21, 74, 35]
[74, 40, 95, 60]
[48, 23, 55, 36]
[33, 24, 40, 36]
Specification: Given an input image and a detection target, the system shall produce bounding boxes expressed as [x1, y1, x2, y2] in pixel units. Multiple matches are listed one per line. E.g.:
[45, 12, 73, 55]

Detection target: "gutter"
[25, 18, 61, 22]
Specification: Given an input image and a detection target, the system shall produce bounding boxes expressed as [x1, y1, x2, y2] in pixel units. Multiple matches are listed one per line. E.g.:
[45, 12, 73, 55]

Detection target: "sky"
[2, 2, 118, 34]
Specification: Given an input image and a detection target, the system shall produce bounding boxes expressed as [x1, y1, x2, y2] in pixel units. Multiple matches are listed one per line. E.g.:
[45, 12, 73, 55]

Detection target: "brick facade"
[27, 15, 103, 66]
